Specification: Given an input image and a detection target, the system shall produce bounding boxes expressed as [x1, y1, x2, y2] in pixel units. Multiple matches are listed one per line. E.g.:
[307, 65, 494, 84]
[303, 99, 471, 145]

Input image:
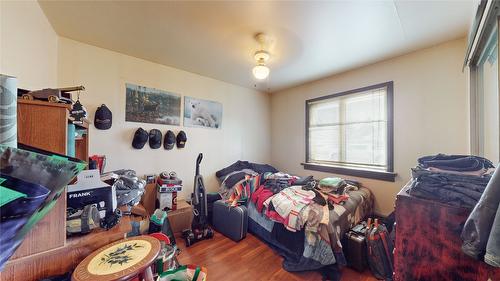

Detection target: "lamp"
[253, 50, 270, 80]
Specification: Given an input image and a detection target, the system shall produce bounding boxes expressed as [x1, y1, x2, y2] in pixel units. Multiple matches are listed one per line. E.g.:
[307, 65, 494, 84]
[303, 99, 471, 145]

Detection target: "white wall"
[0, 1, 470, 214]
[0, 1, 58, 89]
[58, 37, 271, 199]
[270, 38, 469, 215]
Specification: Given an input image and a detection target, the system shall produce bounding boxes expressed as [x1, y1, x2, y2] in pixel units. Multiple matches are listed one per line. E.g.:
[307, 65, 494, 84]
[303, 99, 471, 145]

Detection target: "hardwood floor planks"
[175, 231, 377, 281]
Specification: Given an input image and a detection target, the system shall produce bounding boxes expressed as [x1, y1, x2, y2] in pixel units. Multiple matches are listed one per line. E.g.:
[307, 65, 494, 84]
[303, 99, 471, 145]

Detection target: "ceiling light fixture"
[252, 33, 270, 80]
[253, 50, 270, 80]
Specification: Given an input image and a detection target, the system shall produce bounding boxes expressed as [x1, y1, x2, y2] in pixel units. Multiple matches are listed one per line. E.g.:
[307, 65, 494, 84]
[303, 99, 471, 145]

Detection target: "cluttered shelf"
[66, 215, 137, 247]
[17, 98, 72, 109]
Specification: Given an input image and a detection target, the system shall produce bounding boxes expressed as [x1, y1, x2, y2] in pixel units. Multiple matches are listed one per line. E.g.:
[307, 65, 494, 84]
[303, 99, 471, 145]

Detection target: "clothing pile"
[216, 161, 279, 206]
[250, 172, 301, 221]
[250, 176, 361, 226]
[250, 176, 361, 248]
[262, 172, 299, 193]
[408, 154, 494, 208]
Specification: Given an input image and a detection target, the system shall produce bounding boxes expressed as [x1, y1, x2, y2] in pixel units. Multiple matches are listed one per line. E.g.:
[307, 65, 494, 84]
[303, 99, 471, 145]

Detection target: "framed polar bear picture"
[183, 96, 222, 129]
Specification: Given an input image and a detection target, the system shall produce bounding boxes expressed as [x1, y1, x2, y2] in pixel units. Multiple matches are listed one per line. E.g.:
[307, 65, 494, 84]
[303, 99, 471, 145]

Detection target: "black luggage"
[344, 221, 368, 272]
[212, 200, 248, 242]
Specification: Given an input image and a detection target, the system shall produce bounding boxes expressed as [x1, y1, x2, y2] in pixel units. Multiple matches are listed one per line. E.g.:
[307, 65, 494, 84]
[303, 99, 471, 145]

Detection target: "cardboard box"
[140, 183, 157, 215]
[167, 199, 193, 233]
[67, 169, 117, 219]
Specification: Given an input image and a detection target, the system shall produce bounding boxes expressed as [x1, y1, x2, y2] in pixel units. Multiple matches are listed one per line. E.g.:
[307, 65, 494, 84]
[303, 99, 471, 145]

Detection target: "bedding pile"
[216, 161, 373, 274]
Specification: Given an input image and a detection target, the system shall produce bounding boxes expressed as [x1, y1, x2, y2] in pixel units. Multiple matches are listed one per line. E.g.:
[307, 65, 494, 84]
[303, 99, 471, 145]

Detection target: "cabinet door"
[17, 101, 68, 154]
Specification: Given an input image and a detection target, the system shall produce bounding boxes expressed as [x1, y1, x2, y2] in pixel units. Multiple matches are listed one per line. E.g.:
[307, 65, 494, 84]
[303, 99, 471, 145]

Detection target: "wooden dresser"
[394, 183, 500, 281]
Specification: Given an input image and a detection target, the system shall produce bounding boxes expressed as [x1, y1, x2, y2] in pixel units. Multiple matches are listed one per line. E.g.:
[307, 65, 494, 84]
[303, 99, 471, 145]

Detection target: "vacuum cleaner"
[182, 153, 214, 246]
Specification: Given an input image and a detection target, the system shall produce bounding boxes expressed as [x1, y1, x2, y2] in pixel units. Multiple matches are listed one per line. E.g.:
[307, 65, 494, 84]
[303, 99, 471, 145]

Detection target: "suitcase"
[207, 193, 222, 225]
[344, 222, 368, 272]
[212, 200, 248, 241]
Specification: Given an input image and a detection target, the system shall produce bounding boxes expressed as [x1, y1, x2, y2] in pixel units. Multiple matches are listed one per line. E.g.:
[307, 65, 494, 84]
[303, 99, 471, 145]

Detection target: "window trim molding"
[304, 81, 395, 181]
[467, 2, 500, 162]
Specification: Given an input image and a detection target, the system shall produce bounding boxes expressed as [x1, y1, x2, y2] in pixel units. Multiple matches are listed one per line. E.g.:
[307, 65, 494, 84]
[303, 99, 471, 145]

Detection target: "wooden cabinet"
[394, 183, 500, 281]
[1, 99, 90, 280]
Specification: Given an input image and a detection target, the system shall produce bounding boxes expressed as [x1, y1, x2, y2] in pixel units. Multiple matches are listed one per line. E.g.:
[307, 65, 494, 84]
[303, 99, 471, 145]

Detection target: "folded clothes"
[319, 177, 343, 188]
[418, 154, 494, 172]
[412, 168, 491, 190]
[427, 167, 492, 177]
[327, 194, 350, 205]
[409, 168, 491, 208]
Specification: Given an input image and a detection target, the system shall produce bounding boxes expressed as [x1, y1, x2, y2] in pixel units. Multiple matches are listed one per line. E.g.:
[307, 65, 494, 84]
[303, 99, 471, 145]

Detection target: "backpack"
[366, 218, 394, 280]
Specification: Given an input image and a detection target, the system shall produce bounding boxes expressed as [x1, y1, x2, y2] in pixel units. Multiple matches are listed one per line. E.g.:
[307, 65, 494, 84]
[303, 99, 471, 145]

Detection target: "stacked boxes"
[156, 175, 182, 211]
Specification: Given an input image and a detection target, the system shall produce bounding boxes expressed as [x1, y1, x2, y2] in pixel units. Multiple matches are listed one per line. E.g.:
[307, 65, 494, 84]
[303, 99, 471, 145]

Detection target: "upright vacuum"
[182, 153, 214, 246]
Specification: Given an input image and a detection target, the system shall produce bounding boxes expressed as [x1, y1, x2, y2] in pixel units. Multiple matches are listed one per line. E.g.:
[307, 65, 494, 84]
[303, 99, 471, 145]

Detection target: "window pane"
[309, 101, 339, 125]
[309, 126, 340, 162]
[344, 121, 387, 166]
[345, 90, 386, 123]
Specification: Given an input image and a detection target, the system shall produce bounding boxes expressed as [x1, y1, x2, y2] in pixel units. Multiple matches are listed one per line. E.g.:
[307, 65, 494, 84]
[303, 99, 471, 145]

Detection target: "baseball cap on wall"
[132, 128, 148, 149]
[149, 129, 162, 149]
[176, 131, 187, 148]
[94, 104, 112, 130]
[164, 130, 175, 150]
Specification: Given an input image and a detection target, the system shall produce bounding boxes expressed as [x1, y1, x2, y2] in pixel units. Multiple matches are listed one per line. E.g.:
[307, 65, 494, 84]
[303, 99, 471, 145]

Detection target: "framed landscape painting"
[125, 83, 181, 125]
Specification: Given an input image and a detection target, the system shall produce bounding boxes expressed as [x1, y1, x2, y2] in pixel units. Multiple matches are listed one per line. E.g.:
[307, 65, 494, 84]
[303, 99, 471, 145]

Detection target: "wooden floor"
[176, 230, 377, 281]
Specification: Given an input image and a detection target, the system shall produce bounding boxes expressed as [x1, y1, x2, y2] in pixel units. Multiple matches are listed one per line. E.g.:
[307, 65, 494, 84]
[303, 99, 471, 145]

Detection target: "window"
[466, 0, 500, 164]
[303, 82, 395, 181]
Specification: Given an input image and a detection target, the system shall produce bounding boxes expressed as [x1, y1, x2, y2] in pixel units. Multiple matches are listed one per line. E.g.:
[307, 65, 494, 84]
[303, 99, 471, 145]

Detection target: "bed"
[216, 161, 374, 277]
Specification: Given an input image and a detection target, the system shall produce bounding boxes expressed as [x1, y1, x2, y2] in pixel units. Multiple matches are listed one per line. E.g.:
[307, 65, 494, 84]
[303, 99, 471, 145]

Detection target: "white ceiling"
[39, 1, 473, 93]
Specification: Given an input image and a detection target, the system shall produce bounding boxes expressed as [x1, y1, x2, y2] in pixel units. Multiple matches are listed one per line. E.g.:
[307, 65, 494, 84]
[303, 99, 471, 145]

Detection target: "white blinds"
[308, 87, 388, 169]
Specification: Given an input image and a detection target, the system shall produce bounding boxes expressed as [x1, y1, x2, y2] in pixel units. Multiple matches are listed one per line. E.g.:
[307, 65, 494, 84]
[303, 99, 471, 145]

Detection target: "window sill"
[301, 162, 397, 182]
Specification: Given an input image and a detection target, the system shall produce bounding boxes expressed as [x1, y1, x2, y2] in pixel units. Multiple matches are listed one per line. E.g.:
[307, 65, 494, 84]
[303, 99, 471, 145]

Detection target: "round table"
[72, 236, 161, 281]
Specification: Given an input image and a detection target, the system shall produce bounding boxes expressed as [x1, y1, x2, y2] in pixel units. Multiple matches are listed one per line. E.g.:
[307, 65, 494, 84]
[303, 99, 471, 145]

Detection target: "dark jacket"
[461, 165, 500, 267]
